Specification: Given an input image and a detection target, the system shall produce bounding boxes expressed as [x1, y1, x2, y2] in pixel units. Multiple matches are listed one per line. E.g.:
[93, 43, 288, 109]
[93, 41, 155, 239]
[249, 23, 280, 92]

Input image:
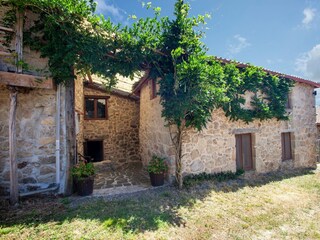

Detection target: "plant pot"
[75, 176, 94, 196]
[149, 172, 165, 186]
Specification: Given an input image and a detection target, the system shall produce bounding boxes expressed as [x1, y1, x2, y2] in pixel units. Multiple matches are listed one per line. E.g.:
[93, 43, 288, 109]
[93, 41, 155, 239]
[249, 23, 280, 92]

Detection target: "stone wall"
[0, 85, 67, 196]
[290, 83, 317, 168]
[139, 80, 176, 177]
[75, 76, 84, 156]
[82, 86, 140, 164]
[0, 9, 74, 196]
[316, 107, 320, 123]
[139, 81, 317, 178]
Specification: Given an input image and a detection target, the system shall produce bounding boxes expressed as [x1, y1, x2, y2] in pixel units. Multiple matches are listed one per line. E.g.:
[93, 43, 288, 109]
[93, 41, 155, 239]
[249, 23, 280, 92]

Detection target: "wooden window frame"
[285, 92, 292, 110]
[84, 95, 109, 120]
[150, 78, 157, 100]
[281, 132, 293, 161]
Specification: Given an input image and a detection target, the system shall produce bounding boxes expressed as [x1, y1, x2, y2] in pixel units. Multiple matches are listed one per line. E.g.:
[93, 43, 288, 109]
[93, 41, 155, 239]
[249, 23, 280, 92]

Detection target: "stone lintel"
[231, 128, 259, 135]
[281, 129, 295, 133]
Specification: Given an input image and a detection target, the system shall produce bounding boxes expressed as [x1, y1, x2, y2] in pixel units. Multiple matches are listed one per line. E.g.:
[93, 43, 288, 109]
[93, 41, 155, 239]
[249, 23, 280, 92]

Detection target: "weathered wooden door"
[236, 134, 253, 171]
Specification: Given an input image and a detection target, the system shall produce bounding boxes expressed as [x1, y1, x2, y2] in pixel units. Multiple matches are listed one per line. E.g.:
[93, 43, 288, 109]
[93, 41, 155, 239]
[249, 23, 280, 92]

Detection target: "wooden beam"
[86, 71, 93, 83]
[0, 51, 12, 57]
[0, 26, 14, 33]
[8, 87, 18, 205]
[64, 81, 76, 195]
[0, 71, 54, 89]
[15, 10, 23, 73]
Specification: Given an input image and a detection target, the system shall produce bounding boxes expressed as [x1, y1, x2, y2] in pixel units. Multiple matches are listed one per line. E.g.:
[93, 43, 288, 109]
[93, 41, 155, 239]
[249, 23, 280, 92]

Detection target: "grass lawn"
[1, 167, 320, 240]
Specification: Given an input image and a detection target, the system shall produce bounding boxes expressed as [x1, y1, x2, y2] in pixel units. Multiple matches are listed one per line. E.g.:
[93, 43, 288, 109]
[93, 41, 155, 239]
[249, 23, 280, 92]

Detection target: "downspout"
[55, 84, 61, 185]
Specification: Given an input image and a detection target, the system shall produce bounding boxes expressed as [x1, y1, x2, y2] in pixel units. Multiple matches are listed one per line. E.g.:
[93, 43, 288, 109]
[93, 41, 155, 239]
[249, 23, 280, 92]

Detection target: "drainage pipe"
[19, 184, 60, 197]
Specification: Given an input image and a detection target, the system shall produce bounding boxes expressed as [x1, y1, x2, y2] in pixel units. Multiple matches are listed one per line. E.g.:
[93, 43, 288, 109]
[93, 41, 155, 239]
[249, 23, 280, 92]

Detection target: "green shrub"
[147, 155, 169, 174]
[71, 161, 95, 180]
[183, 170, 244, 187]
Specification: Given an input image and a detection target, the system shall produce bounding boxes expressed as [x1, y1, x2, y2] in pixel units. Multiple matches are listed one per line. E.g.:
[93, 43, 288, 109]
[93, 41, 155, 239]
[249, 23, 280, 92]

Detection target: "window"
[285, 92, 292, 109]
[84, 140, 104, 162]
[150, 78, 157, 100]
[84, 96, 109, 120]
[281, 132, 292, 161]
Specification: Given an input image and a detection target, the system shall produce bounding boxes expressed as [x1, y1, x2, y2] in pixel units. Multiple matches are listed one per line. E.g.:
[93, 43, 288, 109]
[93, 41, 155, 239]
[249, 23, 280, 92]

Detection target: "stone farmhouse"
[75, 64, 320, 181]
[1, 8, 320, 203]
[133, 67, 320, 178]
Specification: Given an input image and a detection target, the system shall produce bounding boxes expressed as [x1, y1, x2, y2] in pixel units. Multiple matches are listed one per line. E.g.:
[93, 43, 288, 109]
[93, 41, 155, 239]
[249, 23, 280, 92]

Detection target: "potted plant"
[147, 155, 168, 186]
[71, 161, 95, 196]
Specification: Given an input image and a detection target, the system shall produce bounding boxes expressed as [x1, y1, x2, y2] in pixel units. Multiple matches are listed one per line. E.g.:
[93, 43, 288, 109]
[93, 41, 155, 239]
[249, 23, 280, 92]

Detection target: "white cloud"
[266, 58, 283, 65]
[95, 0, 124, 20]
[295, 44, 320, 81]
[302, 8, 316, 28]
[228, 35, 251, 55]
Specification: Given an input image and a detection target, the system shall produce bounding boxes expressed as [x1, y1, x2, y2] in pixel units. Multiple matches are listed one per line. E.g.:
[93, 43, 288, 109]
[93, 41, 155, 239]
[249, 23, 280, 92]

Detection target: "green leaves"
[147, 155, 168, 174]
[71, 161, 95, 179]
[220, 64, 293, 123]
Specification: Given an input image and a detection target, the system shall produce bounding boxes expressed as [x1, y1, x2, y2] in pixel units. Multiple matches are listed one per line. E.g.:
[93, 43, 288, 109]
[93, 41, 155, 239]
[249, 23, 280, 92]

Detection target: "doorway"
[235, 134, 254, 171]
[84, 140, 104, 162]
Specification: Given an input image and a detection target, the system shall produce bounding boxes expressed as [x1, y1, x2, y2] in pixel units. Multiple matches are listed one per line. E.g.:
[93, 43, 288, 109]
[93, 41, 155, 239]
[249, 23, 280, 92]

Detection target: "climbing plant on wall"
[1, 0, 293, 188]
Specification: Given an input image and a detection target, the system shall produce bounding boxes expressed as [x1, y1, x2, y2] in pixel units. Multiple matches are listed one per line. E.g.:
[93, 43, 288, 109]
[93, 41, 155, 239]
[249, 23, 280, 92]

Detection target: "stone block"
[17, 161, 28, 169]
[0, 184, 9, 196]
[40, 165, 55, 175]
[0, 159, 7, 173]
[190, 160, 204, 173]
[22, 177, 37, 184]
[191, 149, 200, 160]
[39, 156, 56, 164]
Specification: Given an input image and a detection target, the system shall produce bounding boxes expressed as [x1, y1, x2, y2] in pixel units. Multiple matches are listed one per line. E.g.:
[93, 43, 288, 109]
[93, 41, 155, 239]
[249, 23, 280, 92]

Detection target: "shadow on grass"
[0, 167, 317, 235]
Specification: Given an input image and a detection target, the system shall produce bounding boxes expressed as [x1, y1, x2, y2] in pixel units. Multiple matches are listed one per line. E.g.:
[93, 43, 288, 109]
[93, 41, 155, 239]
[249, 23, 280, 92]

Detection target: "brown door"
[236, 134, 253, 171]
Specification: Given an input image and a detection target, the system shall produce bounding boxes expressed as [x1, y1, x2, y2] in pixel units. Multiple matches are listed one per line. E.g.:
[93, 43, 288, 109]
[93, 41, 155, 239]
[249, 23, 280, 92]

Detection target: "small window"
[285, 92, 292, 109]
[281, 132, 292, 161]
[84, 96, 109, 120]
[150, 78, 157, 100]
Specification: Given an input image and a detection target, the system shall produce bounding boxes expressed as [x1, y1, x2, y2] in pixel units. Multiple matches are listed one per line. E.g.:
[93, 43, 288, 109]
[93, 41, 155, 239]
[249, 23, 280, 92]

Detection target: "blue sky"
[95, 0, 320, 82]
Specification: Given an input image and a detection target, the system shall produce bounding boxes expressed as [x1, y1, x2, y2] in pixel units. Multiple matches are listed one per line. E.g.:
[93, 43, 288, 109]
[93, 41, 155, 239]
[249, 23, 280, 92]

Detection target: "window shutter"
[281, 133, 292, 160]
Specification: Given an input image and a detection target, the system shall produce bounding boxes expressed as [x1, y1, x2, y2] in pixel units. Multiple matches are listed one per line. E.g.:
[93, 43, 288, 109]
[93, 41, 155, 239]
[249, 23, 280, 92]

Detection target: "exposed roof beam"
[0, 25, 14, 33]
[0, 71, 54, 89]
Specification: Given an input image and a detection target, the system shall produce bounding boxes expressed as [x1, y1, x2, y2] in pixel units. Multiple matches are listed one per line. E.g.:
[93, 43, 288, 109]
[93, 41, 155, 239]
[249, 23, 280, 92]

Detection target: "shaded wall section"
[75, 76, 84, 156]
[81, 86, 140, 164]
[0, 85, 67, 196]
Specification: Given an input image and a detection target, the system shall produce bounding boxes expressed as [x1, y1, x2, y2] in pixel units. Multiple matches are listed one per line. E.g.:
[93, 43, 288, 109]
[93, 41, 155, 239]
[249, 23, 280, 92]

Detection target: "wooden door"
[236, 134, 253, 171]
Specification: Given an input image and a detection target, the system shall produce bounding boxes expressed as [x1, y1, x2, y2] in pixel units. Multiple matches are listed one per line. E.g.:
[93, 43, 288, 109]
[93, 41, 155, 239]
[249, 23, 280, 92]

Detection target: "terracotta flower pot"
[75, 176, 94, 196]
[149, 172, 165, 186]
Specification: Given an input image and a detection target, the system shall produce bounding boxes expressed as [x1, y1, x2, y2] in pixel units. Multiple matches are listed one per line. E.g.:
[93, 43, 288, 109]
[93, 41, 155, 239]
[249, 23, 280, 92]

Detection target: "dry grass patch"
[1, 167, 320, 240]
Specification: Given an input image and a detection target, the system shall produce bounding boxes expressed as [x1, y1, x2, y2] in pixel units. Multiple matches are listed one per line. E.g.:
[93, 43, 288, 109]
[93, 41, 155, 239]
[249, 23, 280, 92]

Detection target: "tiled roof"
[214, 57, 320, 88]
